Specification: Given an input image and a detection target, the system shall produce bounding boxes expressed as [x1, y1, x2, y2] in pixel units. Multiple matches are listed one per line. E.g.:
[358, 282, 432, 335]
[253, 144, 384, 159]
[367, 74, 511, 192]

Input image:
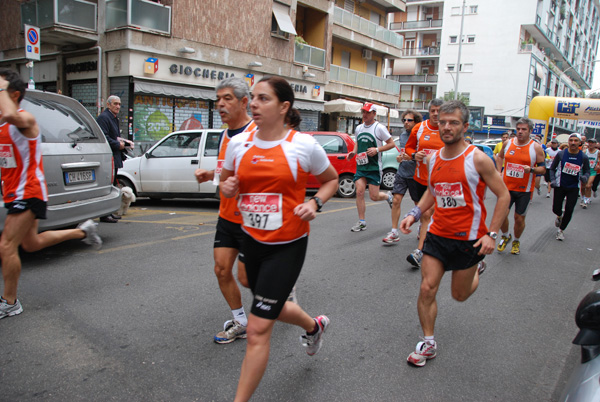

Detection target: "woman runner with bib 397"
[220, 76, 338, 402]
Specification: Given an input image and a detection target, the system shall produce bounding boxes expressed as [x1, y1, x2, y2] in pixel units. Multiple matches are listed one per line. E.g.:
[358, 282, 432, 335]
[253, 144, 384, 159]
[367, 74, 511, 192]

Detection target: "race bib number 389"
[434, 182, 466, 209]
[238, 193, 283, 231]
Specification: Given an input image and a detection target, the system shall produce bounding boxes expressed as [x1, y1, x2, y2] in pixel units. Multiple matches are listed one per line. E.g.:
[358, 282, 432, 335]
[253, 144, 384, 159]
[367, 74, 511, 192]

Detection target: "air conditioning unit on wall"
[362, 49, 372, 60]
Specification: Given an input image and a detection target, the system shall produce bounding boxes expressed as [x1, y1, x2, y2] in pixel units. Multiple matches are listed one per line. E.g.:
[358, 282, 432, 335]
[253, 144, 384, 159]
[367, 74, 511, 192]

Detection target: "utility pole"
[454, 0, 466, 100]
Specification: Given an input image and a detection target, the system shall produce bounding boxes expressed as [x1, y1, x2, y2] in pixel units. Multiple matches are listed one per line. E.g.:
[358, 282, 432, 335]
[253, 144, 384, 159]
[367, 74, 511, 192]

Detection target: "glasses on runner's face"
[402, 119, 414, 122]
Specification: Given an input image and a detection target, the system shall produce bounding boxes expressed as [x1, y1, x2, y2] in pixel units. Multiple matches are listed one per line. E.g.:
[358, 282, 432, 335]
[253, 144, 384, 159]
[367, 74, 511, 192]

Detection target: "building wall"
[331, 43, 384, 75]
[171, 0, 292, 62]
[438, 0, 542, 118]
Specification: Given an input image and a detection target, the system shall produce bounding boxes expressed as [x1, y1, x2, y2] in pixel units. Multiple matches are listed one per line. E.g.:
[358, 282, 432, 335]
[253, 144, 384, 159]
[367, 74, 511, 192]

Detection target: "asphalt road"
[1, 190, 599, 402]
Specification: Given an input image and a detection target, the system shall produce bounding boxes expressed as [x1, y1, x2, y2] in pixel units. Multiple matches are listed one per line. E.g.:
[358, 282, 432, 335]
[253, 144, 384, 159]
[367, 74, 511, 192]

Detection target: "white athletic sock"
[424, 335, 435, 345]
[232, 307, 247, 327]
[391, 228, 398, 235]
[514, 237, 520, 242]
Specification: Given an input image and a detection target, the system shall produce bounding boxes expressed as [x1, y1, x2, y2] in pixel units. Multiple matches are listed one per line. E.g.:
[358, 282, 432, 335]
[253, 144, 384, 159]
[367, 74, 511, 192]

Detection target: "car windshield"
[21, 95, 101, 144]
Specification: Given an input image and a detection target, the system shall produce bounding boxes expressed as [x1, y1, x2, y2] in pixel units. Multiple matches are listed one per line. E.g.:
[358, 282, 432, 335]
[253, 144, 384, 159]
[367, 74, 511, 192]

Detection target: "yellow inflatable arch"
[528, 96, 600, 142]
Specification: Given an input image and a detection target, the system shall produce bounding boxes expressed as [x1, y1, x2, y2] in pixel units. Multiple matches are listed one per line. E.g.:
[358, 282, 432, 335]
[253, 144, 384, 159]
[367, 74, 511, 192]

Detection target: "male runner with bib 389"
[195, 77, 256, 344]
[400, 100, 510, 367]
[220, 76, 338, 402]
[495, 117, 545, 255]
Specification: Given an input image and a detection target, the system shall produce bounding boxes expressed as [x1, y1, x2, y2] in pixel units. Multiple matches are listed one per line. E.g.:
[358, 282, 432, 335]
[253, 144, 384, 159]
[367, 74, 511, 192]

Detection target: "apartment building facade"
[0, 0, 405, 150]
[390, 0, 600, 135]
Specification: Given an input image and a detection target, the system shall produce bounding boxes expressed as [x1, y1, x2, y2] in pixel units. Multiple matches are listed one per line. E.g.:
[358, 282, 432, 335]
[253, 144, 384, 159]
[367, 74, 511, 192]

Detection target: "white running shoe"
[556, 230, 565, 241]
[386, 191, 393, 209]
[78, 219, 102, 250]
[300, 315, 330, 356]
[382, 231, 400, 244]
[0, 298, 23, 319]
[407, 340, 437, 367]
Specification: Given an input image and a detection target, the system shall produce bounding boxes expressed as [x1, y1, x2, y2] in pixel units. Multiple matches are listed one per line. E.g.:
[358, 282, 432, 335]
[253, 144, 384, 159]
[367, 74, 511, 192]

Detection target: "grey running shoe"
[594, 190, 598, 198]
[477, 260, 487, 276]
[300, 315, 330, 356]
[537, 187, 541, 196]
[556, 230, 565, 241]
[287, 285, 298, 303]
[351, 221, 367, 232]
[386, 191, 393, 209]
[546, 193, 551, 198]
[214, 320, 247, 344]
[407, 249, 423, 268]
[78, 219, 102, 250]
[407, 340, 437, 367]
[555, 216, 562, 228]
[0, 298, 23, 319]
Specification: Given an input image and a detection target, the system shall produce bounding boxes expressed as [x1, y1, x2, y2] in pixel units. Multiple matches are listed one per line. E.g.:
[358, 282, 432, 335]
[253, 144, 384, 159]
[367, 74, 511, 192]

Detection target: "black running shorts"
[508, 190, 532, 216]
[214, 217, 246, 263]
[423, 232, 485, 271]
[241, 234, 307, 320]
[5, 198, 47, 220]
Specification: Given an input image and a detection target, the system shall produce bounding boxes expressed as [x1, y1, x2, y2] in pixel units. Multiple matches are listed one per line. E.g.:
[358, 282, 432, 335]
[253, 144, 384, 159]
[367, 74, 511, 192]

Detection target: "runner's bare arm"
[194, 169, 215, 183]
[495, 141, 508, 173]
[399, 188, 434, 234]
[473, 150, 510, 254]
[0, 77, 39, 139]
[294, 165, 338, 221]
[219, 168, 239, 198]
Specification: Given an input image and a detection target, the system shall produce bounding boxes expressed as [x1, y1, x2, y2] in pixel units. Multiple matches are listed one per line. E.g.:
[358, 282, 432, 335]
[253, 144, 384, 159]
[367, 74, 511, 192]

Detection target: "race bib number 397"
[238, 193, 283, 231]
[434, 182, 466, 209]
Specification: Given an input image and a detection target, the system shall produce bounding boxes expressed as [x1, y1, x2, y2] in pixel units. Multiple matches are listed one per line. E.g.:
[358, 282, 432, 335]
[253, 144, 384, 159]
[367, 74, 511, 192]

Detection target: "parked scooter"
[560, 269, 600, 401]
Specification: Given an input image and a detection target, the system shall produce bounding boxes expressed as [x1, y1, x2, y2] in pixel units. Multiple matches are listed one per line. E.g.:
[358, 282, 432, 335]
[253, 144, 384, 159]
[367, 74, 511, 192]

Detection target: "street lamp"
[445, 68, 457, 98]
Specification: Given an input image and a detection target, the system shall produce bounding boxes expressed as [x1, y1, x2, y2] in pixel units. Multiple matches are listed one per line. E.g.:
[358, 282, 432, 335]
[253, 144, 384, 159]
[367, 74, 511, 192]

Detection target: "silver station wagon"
[0, 90, 121, 231]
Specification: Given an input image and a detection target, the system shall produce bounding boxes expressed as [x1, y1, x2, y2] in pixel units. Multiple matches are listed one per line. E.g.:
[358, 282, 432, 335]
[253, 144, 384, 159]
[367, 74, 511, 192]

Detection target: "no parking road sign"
[24, 24, 40, 61]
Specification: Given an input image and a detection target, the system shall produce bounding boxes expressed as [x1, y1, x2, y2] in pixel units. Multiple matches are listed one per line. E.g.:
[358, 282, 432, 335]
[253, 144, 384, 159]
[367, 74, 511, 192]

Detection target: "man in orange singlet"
[403, 98, 444, 268]
[0, 69, 102, 319]
[495, 117, 546, 255]
[400, 100, 509, 367]
[195, 77, 256, 344]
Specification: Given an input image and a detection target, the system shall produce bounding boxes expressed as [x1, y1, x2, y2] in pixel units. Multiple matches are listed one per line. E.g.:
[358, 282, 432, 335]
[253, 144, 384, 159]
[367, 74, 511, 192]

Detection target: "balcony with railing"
[387, 74, 438, 83]
[399, 100, 429, 110]
[402, 46, 440, 56]
[21, 0, 97, 43]
[294, 42, 326, 69]
[389, 19, 443, 30]
[106, 0, 171, 35]
[333, 6, 403, 54]
[330, 65, 401, 96]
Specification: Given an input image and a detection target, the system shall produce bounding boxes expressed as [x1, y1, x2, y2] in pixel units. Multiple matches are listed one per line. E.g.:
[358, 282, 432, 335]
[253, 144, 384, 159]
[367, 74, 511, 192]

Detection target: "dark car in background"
[0, 90, 121, 231]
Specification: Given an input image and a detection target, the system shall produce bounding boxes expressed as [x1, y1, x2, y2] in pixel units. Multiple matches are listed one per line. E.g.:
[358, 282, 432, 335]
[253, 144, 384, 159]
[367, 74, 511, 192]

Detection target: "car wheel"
[381, 168, 396, 190]
[117, 177, 137, 195]
[337, 174, 356, 198]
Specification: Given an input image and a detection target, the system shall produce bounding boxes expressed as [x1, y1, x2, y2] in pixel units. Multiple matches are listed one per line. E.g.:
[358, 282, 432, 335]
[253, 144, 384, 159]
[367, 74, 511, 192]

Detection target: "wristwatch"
[310, 196, 323, 212]
[487, 232, 498, 240]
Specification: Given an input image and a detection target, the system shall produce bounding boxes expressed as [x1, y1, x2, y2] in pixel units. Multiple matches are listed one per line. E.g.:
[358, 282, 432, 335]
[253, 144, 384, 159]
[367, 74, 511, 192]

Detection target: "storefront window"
[133, 95, 214, 143]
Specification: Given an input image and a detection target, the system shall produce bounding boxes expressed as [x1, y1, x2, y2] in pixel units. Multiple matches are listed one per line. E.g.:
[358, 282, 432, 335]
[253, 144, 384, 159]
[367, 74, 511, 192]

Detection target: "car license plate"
[65, 170, 95, 184]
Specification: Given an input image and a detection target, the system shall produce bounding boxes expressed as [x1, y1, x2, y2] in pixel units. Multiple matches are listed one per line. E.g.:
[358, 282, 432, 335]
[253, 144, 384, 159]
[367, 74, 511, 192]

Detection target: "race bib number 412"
[434, 182, 466, 208]
[238, 193, 283, 231]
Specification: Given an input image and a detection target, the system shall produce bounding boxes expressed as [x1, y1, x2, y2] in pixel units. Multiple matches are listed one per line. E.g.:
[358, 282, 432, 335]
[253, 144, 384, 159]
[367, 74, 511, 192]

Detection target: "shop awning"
[295, 100, 324, 112]
[323, 99, 399, 118]
[272, 2, 297, 35]
[134, 80, 216, 100]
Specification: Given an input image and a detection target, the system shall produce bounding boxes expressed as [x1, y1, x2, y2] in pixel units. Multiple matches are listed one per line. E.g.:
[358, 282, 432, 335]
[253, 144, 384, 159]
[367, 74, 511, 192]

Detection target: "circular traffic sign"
[27, 28, 38, 45]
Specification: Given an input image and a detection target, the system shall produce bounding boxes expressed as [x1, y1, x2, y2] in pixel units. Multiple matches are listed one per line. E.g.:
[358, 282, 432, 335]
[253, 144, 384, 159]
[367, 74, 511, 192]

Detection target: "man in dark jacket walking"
[97, 95, 125, 223]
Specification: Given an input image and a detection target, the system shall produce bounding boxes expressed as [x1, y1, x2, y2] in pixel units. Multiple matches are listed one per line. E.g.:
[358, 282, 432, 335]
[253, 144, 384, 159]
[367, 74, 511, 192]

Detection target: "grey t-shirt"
[396, 129, 416, 179]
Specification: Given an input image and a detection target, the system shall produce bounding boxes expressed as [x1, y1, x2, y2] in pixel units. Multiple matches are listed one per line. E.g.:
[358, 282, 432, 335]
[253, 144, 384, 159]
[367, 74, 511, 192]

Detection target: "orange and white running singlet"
[224, 129, 329, 244]
[427, 145, 488, 240]
[0, 120, 47, 203]
[404, 120, 443, 186]
[502, 138, 536, 192]
[215, 121, 257, 224]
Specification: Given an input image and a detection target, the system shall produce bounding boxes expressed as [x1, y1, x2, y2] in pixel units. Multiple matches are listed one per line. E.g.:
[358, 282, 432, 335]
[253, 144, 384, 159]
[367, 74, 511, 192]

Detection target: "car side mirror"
[145, 152, 151, 159]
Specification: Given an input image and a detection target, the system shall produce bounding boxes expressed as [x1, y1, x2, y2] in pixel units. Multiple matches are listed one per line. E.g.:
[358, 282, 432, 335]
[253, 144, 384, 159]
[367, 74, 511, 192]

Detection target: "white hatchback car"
[0, 90, 121, 231]
[117, 129, 222, 199]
